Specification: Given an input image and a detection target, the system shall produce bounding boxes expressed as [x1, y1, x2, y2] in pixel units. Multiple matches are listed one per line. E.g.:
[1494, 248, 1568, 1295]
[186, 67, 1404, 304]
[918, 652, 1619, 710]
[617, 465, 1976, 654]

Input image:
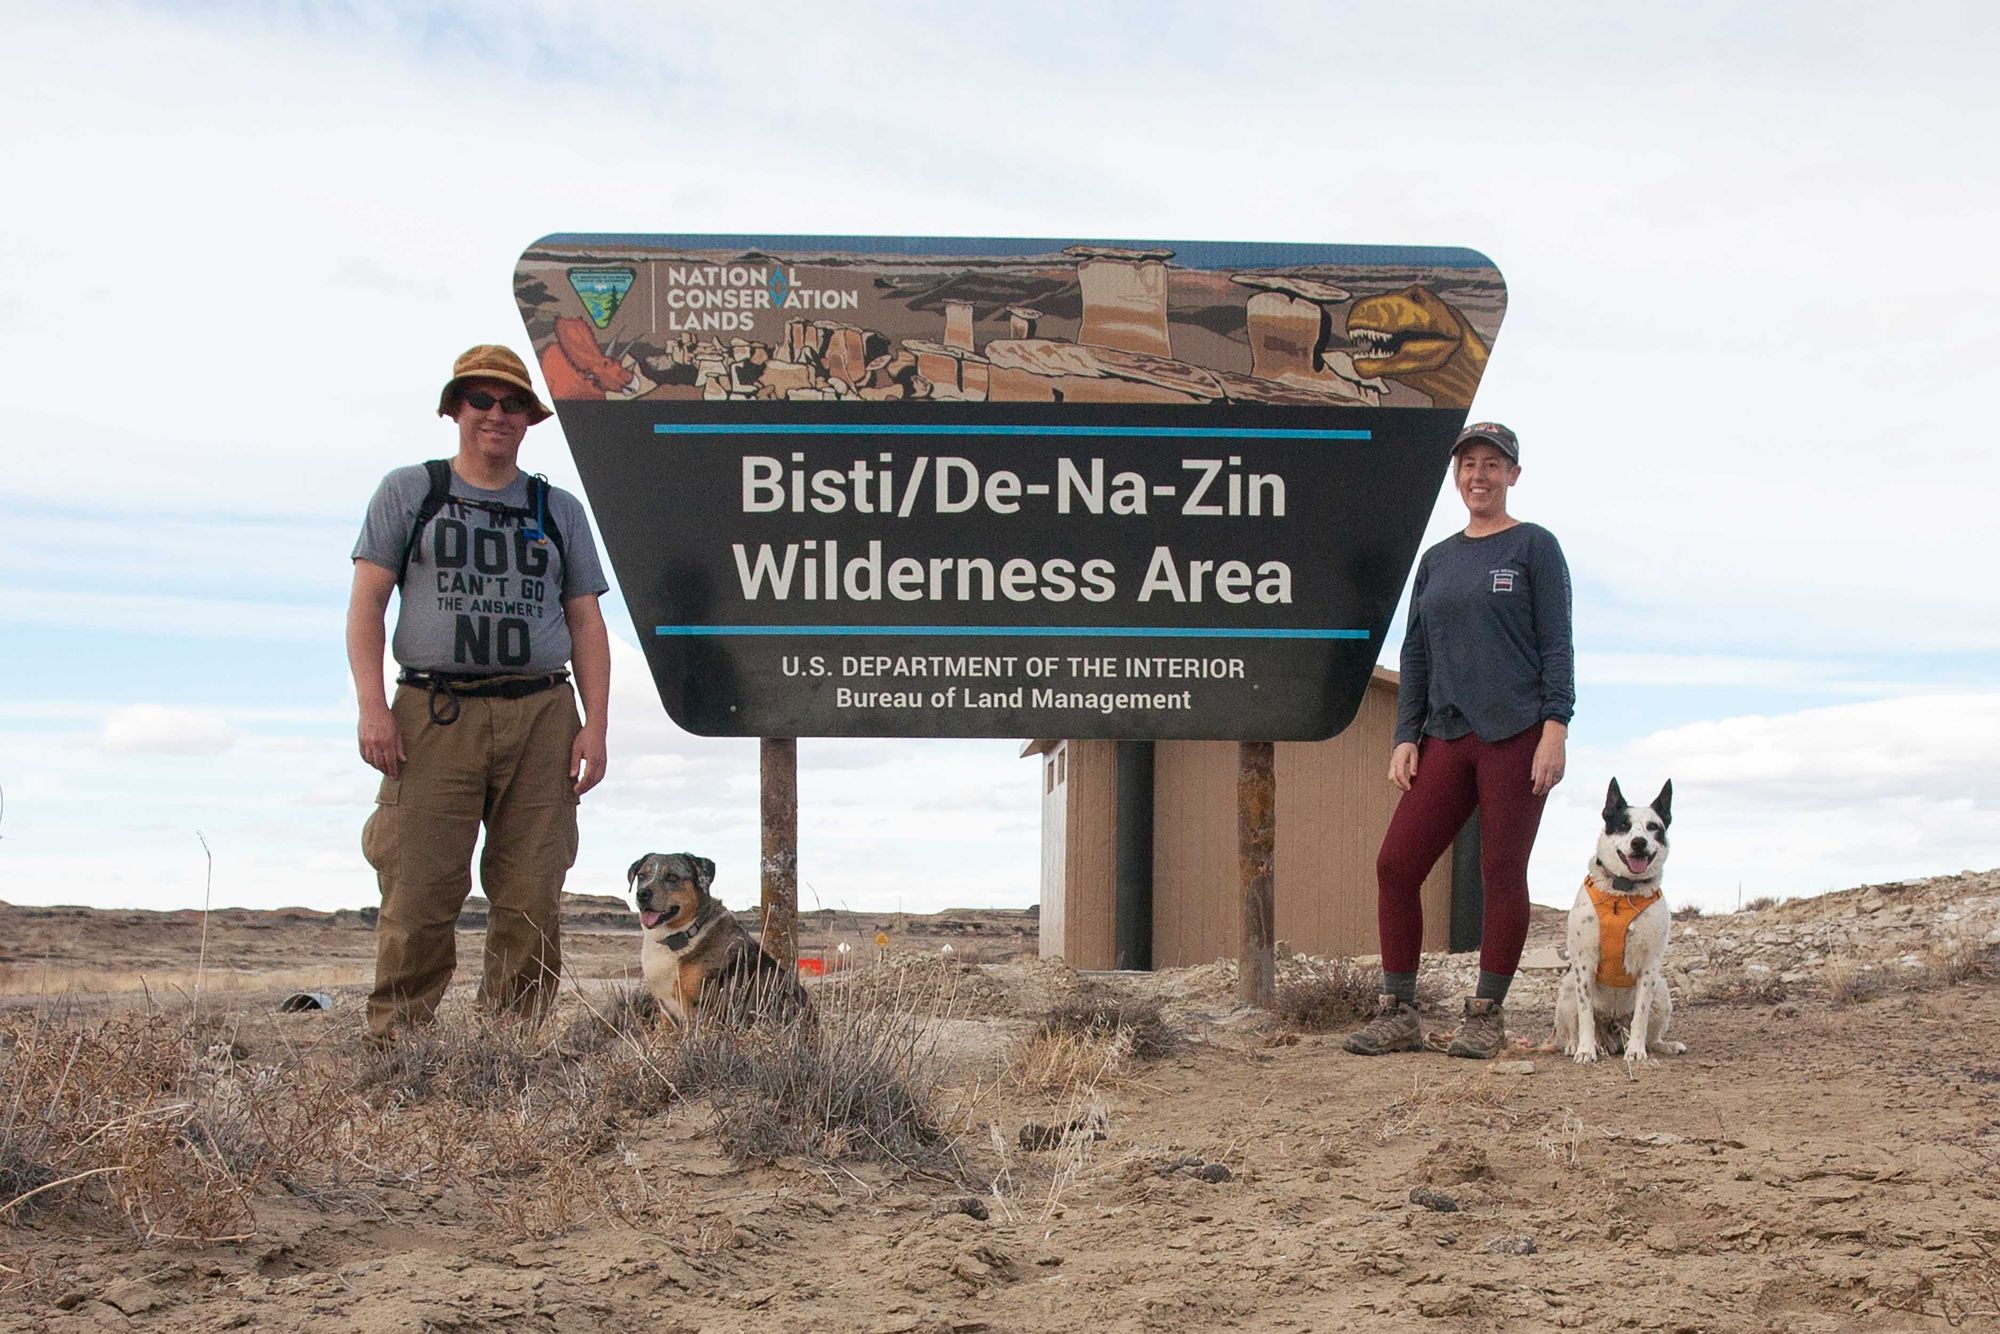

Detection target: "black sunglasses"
[461, 388, 530, 415]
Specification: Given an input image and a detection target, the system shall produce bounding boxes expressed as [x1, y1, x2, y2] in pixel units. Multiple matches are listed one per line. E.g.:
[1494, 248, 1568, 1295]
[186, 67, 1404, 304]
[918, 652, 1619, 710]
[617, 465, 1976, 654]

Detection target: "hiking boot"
[1446, 997, 1507, 1059]
[1342, 995, 1424, 1056]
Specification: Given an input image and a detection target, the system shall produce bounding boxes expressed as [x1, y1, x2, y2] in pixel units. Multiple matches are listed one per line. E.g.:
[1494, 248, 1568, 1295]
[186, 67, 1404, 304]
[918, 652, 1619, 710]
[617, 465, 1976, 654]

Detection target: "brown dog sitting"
[627, 852, 811, 1026]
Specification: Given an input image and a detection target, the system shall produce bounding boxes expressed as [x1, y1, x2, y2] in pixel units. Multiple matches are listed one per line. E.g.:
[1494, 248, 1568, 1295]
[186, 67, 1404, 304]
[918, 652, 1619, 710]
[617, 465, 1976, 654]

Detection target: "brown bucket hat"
[436, 344, 554, 424]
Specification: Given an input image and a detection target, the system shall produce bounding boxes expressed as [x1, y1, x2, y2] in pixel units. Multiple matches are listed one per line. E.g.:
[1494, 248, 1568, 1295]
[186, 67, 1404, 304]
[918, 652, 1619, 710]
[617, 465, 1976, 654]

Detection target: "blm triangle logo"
[567, 267, 635, 329]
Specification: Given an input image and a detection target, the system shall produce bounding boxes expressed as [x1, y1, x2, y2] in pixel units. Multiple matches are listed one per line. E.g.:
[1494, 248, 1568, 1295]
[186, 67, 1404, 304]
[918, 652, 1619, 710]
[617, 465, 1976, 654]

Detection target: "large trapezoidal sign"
[515, 235, 1505, 741]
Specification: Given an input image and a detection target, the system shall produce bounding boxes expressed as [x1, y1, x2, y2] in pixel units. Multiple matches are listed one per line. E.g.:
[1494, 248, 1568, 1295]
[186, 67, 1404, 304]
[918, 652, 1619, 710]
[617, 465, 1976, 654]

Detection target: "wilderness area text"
[732, 541, 1293, 605]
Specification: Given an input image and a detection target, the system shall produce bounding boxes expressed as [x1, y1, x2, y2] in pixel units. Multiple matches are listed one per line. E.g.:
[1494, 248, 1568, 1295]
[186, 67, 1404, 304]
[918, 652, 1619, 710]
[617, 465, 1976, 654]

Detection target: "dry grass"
[1377, 1071, 1511, 1142]
[1881, 1239, 2000, 1327]
[1687, 966, 1789, 1006]
[1743, 895, 1779, 913]
[0, 963, 373, 997]
[1009, 1026, 1134, 1095]
[1035, 989, 1178, 1060]
[668, 986, 965, 1178]
[1825, 957, 1884, 1006]
[1917, 928, 1991, 988]
[1534, 1107, 1601, 1167]
[987, 989, 1165, 1222]
[0, 974, 971, 1253]
[1824, 931, 1991, 1004]
[1271, 956, 1443, 1032]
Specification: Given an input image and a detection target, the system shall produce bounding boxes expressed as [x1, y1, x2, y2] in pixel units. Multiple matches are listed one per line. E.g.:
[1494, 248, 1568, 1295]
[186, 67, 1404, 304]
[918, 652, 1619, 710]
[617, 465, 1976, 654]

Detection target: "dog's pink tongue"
[640, 910, 665, 929]
[1622, 852, 1652, 875]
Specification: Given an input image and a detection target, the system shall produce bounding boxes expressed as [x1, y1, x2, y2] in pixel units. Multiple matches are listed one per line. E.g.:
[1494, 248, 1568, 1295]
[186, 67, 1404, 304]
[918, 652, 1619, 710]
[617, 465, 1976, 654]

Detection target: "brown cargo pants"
[362, 681, 581, 1037]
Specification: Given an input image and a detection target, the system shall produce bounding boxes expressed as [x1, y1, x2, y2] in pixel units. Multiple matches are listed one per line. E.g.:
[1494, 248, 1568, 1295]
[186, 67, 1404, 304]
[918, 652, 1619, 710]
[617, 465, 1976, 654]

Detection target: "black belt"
[397, 670, 568, 725]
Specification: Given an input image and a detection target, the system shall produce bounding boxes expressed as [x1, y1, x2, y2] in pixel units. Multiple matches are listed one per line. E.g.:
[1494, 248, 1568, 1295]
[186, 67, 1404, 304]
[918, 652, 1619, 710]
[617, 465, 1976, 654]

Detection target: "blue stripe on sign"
[656, 625, 1370, 639]
[651, 424, 1371, 440]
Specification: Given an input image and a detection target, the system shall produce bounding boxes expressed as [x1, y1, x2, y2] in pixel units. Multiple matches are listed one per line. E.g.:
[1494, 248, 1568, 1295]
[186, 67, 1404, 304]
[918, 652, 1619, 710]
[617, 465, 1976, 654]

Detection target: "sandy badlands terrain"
[3, 871, 1998, 1332]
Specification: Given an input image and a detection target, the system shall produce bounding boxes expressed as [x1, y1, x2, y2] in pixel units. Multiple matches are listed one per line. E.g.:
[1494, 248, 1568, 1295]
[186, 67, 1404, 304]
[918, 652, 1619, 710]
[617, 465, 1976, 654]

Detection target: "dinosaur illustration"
[540, 315, 636, 399]
[1343, 286, 1490, 409]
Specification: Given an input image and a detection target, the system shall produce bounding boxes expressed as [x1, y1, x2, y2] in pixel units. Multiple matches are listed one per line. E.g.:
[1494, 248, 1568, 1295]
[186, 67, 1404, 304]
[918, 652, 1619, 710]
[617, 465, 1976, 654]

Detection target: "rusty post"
[1237, 740, 1275, 1007]
[760, 737, 799, 966]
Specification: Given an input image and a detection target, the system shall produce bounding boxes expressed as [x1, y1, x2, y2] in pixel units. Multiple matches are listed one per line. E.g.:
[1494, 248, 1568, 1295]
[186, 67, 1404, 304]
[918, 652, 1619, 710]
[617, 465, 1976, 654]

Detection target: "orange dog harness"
[1585, 876, 1663, 988]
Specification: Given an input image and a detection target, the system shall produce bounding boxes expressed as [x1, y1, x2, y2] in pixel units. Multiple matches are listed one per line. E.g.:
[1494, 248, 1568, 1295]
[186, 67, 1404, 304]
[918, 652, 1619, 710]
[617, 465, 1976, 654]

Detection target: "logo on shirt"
[1490, 568, 1516, 593]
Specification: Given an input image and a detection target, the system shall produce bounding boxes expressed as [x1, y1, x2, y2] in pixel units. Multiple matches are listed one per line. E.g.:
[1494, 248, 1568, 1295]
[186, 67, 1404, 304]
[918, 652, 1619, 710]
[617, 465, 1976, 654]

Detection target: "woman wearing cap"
[1344, 421, 1573, 1059]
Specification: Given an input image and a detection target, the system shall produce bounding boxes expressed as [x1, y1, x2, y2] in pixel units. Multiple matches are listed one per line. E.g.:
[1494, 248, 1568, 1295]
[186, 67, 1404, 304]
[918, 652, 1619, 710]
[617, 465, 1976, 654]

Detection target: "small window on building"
[1045, 758, 1054, 793]
[1057, 745, 1067, 784]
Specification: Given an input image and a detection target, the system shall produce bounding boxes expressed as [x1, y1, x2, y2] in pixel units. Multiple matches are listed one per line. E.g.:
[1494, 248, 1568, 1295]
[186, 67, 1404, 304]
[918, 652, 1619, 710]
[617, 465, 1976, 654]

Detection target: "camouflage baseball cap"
[1452, 421, 1519, 462]
[436, 344, 553, 423]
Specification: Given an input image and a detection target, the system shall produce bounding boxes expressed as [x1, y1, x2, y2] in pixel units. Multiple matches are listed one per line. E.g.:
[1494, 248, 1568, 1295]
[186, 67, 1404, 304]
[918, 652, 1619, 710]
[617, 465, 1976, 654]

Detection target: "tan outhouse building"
[1026, 667, 1482, 969]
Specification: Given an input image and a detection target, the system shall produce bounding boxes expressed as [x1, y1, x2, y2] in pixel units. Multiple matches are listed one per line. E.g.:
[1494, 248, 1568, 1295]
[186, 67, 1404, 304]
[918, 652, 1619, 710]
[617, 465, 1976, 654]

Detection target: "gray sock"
[1475, 970, 1512, 1004]
[1383, 972, 1418, 1007]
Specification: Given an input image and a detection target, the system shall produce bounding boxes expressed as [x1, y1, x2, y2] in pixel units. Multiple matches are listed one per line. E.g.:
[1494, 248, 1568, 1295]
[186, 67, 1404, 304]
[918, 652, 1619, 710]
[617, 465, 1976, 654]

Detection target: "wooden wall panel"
[1151, 740, 1242, 966]
[1275, 682, 1453, 958]
[1147, 677, 1454, 966]
[1058, 740, 1118, 969]
[1037, 747, 1067, 960]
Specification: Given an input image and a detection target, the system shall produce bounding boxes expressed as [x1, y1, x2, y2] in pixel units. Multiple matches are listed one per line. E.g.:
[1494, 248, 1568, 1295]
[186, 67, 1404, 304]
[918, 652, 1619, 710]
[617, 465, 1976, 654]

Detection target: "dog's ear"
[627, 855, 650, 889]
[1603, 778, 1626, 826]
[1652, 779, 1673, 827]
[694, 856, 716, 894]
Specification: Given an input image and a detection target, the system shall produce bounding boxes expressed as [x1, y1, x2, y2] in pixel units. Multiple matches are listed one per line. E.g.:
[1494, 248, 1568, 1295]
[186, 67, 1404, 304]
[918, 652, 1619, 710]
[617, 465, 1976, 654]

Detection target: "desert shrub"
[818, 950, 1008, 1018]
[1273, 957, 1443, 1031]
[1037, 989, 1178, 1059]
[1274, 957, 1384, 1031]
[356, 1016, 552, 1110]
[1009, 1026, 1135, 1095]
[1689, 966, 1788, 1006]
[1671, 903, 1704, 921]
[1743, 896, 1779, 912]
[1882, 1238, 2000, 1326]
[1916, 930, 1990, 989]
[668, 994, 964, 1179]
[562, 985, 660, 1056]
[0, 976, 969, 1242]
[0, 1121, 56, 1214]
[0, 1011, 265, 1241]
[0, 1002, 671, 1244]
[1825, 958, 1882, 1006]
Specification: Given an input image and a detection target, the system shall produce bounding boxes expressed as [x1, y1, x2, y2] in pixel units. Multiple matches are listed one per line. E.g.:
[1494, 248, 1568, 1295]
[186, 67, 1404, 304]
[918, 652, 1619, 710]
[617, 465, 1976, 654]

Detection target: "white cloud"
[1576, 652, 1973, 696]
[100, 705, 239, 756]
[7, 590, 334, 642]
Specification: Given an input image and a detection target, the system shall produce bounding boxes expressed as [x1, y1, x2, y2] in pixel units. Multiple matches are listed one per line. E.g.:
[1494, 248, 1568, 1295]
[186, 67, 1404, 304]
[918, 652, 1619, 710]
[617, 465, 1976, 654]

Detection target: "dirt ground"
[4, 874, 1998, 1332]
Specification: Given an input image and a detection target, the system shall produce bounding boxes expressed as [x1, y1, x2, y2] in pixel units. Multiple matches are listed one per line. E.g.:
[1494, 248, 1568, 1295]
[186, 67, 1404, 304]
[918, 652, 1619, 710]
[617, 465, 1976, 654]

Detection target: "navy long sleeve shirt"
[1395, 522, 1575, 746]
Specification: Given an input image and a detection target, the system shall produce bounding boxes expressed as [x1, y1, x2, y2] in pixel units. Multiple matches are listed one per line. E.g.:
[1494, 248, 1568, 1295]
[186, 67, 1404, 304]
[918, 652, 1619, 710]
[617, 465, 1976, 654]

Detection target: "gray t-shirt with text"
[352, 464, 609, 675]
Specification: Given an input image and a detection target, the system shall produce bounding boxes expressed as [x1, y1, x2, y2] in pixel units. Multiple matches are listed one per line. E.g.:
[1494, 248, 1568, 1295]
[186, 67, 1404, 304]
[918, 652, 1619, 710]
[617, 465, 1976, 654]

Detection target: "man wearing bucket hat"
[346, 344, 611, 1038]
[1344, 420, 1574, 1061]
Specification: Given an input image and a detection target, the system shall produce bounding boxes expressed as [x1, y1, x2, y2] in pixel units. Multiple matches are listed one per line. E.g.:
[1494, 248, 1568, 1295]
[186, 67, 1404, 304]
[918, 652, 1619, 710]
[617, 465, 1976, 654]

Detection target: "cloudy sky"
[2, 0, 1994, 922]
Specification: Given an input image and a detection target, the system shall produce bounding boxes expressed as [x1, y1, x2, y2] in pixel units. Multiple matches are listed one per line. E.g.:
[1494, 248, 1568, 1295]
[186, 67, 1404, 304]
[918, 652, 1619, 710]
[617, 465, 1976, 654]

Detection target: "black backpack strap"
[397, 459, 455, 584]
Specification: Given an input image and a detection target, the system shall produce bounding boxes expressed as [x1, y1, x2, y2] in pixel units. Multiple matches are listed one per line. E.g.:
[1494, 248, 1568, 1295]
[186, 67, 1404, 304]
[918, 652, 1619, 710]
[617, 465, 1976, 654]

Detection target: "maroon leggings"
[1376, 726, 1548, 977]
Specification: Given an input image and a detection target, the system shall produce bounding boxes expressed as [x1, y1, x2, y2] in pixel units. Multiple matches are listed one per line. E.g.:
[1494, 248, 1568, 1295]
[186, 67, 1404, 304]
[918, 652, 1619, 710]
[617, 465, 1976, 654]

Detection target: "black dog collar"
[1593, 857, 1657, 895]
[660, 901, 721, 952]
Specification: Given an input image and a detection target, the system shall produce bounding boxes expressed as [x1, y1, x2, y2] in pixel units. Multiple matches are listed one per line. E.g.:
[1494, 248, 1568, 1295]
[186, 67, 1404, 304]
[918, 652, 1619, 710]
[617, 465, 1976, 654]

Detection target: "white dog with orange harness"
[1551, 778, 1686, 1064]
